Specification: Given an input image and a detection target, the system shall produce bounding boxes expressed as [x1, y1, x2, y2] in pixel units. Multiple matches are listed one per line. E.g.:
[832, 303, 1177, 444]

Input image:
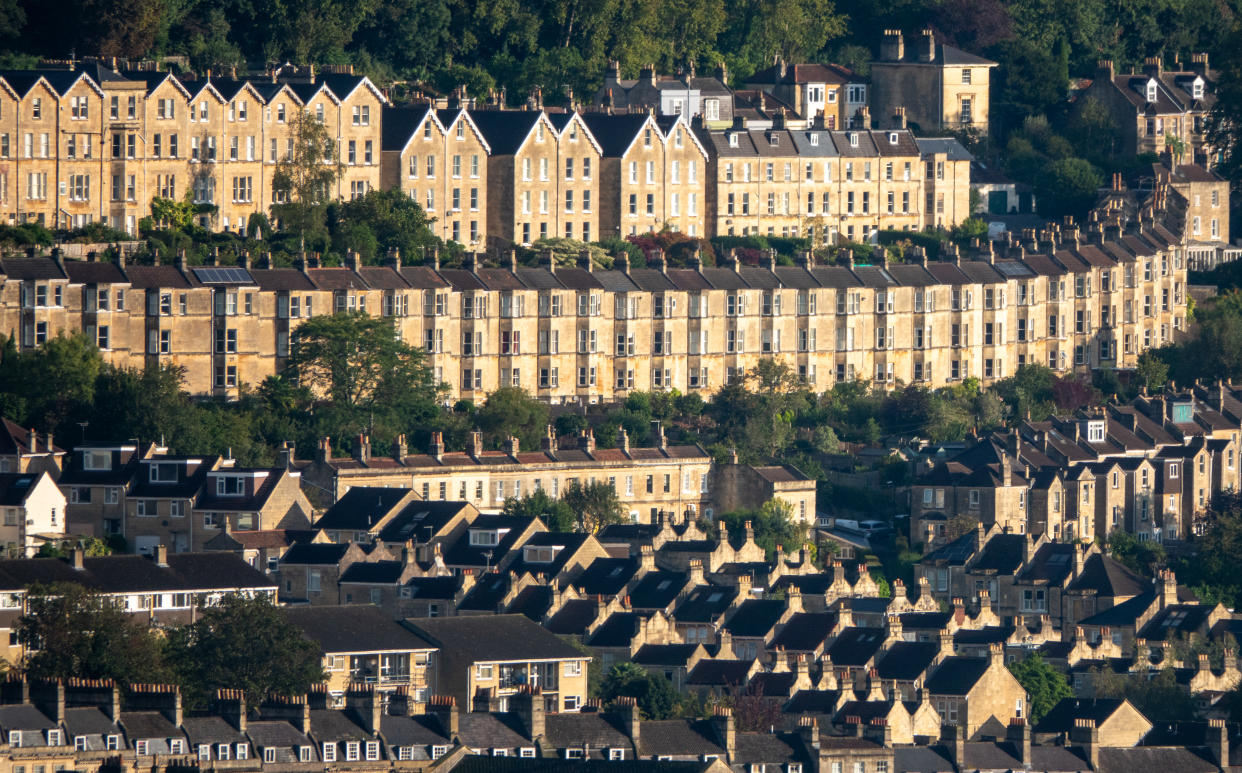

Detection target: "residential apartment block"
[0, 188, 1187, 403]
[0, 63, 384, 234]
[1084, 56, 1216, 167]
[0, 59, 974, 246]
[914, 385, 1242, 547]
[870, 29, 997, 133]
[59, 440, 312, 549]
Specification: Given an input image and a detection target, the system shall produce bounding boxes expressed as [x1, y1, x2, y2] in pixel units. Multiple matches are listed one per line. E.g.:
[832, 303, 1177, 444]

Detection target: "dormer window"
[849, 132, 858, 147]
[1146, 79, 1158, 102]
[524, 546, 558, 563]
[889, 132, 899, 144]
[215, 475, 244, 496]
[768, 134, 779, 147]
[47, 729, 61, 746]
[469, 529, 500, 546]
[1193, 77, 1205, 99]
[84, 450, 111, 470]
[728, 133, 739, 148]
[106, 735, 120, 751]
[809, 134, 819, 146]
[149, 462, 179, 483]
[1086, 421, 1106, 443]
[1170, 463, 1179, 479]
[1172, 401, 1194, 423]
[74, 736, 88, 751]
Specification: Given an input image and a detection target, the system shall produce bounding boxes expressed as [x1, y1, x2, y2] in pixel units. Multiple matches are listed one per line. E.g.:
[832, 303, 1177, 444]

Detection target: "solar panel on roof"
[192, 267, 254, 284]
[994, 262, 1034, 277]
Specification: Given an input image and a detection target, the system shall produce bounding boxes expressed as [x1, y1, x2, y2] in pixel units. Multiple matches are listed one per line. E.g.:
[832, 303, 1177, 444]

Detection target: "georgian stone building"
[0, 62, 384, 234]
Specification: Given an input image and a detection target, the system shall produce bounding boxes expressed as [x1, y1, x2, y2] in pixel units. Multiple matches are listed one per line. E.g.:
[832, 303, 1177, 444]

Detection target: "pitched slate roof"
[283, 605, 435, 653]
[0, 552, 273, 593]
[404, 614, 584, 662]
[925, 656, 990, 695]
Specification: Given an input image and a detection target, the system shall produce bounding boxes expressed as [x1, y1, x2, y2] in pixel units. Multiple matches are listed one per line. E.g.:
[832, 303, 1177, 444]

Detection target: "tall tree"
[16, 583, 170, 685]
[599, 662, 680, 720]
[562, 479, 626, 533]
[165, 593, 325, 709]
[285, 311, 443, 440]
[475, 387, 550, 451]
[501, 489, 575, 532]
[1008, 654, 1072, 723]
[272, 109, 342, 251]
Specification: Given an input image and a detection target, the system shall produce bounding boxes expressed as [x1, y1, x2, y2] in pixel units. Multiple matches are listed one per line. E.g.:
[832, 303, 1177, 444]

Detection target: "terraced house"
[0, 176, 1188, 402]
[0, 61, 384, 234]
[914, 385, 1242, 546]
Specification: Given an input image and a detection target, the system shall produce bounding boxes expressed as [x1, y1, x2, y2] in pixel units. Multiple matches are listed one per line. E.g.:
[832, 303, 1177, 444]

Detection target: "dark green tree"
[599, 662, 680, 720]
[1032, 157, 1103, 221]
[708, 499, 807, 560]
[285, 311, 443, 440]
[562, 479, 626, 534]
[165, 593, 325, 709]
[475, 387, 550, 452]
[16, 583, 170, 685]
[500, 489, 575, 532]
[1008, 654, 1072, 723]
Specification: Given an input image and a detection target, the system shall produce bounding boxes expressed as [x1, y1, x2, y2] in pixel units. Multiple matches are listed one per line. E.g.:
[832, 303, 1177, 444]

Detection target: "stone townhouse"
[914, 387, 1242, 546]
[283, 605, 437, 703]
[871, 29, 998, 133]
[0, 63, 385, 235]
[470, 109, 589, 249]
[0, 177, 1191, 404]
[0, 419, 63, 476]
[1084, 56, 1215, 167]
[742, 61, 867, 130]
[381, 106, 491, 249]
[581, 112, 708, 239]
[297, 426, 727, 525]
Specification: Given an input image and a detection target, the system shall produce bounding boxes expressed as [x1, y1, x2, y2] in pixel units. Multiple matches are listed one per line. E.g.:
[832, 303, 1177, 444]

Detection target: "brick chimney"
[881, 30, 904, 62]
[918, 29, 936, 63]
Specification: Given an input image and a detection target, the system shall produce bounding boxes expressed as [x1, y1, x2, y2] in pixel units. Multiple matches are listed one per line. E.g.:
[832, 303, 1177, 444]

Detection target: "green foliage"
[500, 489, 575, 532]
[475, 387, 550, 452]
[150, 190, 199, 231]
[705, 499, 808, 560]
[1091, 667, 1198, 722]
[1103, 531, 1167, 579]
[285, 311, 443, 442]
[272, 110, 342, 249]
[1007, 654, 1072, 723]
[328, 189, 445, 264]
[562, 480, 627, 534]
[16, 583, 170, 684]
[599, 662, 680, 720]
[1171, 492, 1242, 609]
[1032, 157, 1104, 221]
[165, 593, 325, 709]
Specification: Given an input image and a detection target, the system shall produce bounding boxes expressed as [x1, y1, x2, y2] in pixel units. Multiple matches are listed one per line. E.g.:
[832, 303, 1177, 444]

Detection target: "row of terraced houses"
[0, 202, 1189, 401]
[0, 60, 972, 246]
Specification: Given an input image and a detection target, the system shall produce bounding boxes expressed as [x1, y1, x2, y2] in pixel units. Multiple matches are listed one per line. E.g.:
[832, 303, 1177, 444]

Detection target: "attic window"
[1146, 79, 1158, 102]
[728, 134, 739, 148]
[469, 529, 499, 546]
[524, 546, 557, 563]
[707, 591, 724, 603]
[809, 134, 819, 146]
[1193, 78, 1204, 99]
[84, 450, 111, 470]
[769, 135, 779, 147]
[215, 476, 244, 496]
[889, 132, 899, 144]
[1086, 421, 1106, 443]
[849, 132, 859, 147]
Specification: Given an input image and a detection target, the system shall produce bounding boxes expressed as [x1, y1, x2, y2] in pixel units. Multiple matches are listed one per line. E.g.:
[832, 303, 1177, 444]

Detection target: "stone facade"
[870, 30, 997, 134]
